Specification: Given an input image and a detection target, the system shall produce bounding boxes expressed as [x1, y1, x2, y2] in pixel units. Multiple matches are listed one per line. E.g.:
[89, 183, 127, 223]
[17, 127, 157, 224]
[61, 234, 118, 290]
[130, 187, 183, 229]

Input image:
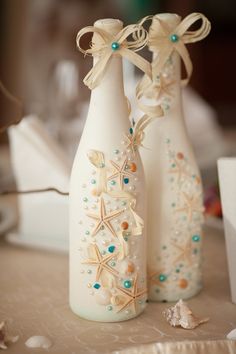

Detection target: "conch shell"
[163, 299, 209, 330]
[0, 321, 19, 350]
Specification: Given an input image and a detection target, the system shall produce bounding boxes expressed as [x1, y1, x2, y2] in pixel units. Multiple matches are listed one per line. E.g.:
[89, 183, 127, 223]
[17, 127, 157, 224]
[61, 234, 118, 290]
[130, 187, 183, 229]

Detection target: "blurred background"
[0, 0, 236, 237]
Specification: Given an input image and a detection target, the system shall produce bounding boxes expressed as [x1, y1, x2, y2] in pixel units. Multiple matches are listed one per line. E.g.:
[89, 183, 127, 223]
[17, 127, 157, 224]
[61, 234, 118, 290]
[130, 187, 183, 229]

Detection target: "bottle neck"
[90, 55, 126, 105]
[152, 50, 184, 123]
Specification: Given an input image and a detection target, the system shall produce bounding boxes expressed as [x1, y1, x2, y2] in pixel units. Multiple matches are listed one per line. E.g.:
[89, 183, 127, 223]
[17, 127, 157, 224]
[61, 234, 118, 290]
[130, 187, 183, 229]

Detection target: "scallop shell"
[163, 299, 209, 329]
[87, 150, 105, 168]
[95, 288, 111, 305]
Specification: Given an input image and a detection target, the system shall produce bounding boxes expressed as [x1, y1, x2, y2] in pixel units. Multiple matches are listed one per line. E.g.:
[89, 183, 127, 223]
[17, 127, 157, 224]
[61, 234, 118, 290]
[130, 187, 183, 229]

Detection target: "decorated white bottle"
[69, 19, 147, 322]
[141, 14, 206, 301]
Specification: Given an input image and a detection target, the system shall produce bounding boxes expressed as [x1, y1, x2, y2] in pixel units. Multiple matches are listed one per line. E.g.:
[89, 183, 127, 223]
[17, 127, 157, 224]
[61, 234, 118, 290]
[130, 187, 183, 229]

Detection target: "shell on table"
[0, 321, 19, 350]
[163, 299, 209, 330]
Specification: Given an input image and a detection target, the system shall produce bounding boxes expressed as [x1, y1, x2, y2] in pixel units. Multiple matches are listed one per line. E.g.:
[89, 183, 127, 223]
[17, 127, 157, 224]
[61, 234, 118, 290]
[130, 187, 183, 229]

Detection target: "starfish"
[148, 268, 167, 288]
[175, 191, 205, 222]
[153, 75, 175, 99]
[82, 243, 118, 281]
[116, 274, 147, 314]
[123, 133, 137, 156]
[86, 197, 124, 237]
[107, 158, 134, 189]
[168, 157, 191, 183]
[171, 238, 194, 266]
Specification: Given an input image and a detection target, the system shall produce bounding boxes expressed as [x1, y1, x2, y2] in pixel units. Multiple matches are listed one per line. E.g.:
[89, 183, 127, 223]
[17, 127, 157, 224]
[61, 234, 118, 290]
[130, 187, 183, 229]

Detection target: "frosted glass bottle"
[140, 14, 204, 302]
[69, 19, 147, 322]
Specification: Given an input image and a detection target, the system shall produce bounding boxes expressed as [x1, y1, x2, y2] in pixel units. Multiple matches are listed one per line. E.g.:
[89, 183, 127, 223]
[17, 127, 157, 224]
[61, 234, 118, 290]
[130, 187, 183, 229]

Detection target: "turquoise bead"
[159, 274, 167, 282]
[192, 234, 201, 242]
[108, 245, 115, 253]
[110, 180, 116, 186]
[93, 283, 101, 289]
[124, 280, 132, 288]
[111, 42, 120, 51]
[123, 178, 129, 184]
[170, 34, 179, 43]
[129, 127, 133, 135]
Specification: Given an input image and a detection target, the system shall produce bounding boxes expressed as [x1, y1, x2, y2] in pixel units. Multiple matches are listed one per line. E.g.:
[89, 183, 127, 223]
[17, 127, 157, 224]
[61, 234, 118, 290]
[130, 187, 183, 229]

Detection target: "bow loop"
[149, 12, 211, 86]
[76, 23, 151, 89]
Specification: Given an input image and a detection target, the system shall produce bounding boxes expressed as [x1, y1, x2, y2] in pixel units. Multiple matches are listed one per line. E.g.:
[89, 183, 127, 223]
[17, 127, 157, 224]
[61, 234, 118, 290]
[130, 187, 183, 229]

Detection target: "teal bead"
[159, 274, 167, 282]
[170, 34, 179, 43]
[129, 127, 133, 135]
[110, 180, 116, 186]
[108, 245, 115, 253]
[91, 179, 96, 184]
[192, 234, 201, 242]
[123, 178, 129, 184]
[124, 280, 132, 288]
[111, 42, 120, 51]
[107, 305, 113, 311]
[93, 283, 101, 289]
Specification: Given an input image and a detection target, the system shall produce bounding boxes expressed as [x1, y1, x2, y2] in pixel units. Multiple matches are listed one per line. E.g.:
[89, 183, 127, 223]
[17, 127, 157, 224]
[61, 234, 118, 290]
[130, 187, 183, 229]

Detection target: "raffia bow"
[148, 12, 211, 86]
[76, 24, 152, 89]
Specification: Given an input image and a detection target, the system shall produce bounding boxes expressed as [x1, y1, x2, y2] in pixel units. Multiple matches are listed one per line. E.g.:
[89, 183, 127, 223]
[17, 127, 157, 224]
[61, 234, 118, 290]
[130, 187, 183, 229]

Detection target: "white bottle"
[69, 19, 147, 322]
[141, 14, 204, 302]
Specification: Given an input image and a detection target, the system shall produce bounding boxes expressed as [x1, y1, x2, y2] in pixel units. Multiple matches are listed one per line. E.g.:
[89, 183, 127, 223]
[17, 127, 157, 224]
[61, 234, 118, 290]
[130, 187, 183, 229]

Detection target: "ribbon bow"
[149, 13, 211, 86]
[76, 24, 152, 90]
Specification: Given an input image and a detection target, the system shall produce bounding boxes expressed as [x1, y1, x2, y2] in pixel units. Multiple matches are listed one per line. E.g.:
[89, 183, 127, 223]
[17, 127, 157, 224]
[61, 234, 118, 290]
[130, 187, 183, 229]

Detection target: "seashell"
[179, 278, 188, 289]
[0, 321, 19, 350]
[95, 288, 111, 305]
[111, 295, 121, 306]
[119, 259, 135, 275]
[129, 162, 137, 172]
[163, 299, 209, 330]
[87, 150, 105, 169]
[121, 221, 129, 230]
[25, 335, 52, 349]
[227, 329, 236, 340]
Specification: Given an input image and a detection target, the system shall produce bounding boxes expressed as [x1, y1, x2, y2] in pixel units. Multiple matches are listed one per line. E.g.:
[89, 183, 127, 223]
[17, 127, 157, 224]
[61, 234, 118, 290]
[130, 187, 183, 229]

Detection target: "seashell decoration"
[163, 299, 209, 329]
[119, 259, 135, 275]
[0, 321, 19, 350]
[25, 335, 52, 349]
[226, 329, 236, 340]
[95, 288, 112, 306]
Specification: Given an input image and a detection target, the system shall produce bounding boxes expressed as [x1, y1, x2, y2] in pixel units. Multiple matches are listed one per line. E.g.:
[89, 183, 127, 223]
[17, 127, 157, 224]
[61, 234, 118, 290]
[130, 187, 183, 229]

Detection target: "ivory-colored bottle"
[141, 14, 205, 302]
[69, 19, 147, 322]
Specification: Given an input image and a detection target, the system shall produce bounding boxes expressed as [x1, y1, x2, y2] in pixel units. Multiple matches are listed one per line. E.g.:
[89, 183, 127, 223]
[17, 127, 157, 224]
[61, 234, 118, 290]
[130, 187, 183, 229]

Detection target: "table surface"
[1, 225, 236, 354]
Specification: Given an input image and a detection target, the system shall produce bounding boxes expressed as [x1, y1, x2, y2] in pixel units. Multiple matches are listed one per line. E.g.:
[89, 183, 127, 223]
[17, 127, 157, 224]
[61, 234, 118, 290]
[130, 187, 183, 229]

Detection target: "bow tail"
[121, 48, 152, 79]
[175, 41, 193, 86]
[83, 50, 112, 89]
[152, 45, 173, 78]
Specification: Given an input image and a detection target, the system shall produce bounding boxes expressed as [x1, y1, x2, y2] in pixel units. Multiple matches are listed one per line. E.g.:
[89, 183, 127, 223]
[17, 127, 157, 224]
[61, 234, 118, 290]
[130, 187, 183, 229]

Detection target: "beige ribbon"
[76, 24, 151, 89]
[148, 12, 211, 86]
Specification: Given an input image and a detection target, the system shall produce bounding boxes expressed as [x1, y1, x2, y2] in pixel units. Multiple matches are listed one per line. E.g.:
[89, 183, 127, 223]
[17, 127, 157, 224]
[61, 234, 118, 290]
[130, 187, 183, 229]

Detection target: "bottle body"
[141, 14, 204, 302]
[69, 19, 147, 321]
